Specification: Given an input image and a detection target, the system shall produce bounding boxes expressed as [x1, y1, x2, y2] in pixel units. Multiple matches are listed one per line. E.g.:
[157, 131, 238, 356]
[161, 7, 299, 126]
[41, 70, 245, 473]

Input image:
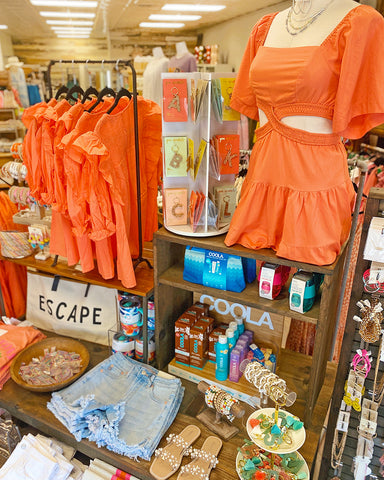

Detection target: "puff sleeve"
[230, 14, 276, 120]
[333, 6, 384, 139]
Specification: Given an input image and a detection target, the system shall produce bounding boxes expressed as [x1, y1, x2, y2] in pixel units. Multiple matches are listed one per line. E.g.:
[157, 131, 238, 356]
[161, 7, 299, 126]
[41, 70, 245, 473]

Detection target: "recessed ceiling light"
[139, 21, 184, 28]
[0, 25, 8, 29]
[149, 13, 201, 21]
[40, 11, 95, 17]
[31, 0, 97, 7]
[56, 34, 90, 37]
[51, 26, 92, 31]
[47, 19, 93, 25]
[162, 4, 226, 12]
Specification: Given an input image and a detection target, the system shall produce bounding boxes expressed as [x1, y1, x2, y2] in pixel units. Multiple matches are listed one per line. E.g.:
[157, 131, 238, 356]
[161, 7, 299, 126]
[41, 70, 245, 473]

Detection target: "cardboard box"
[190, 322, 209, 369]
[198, 315, 215, 334]
[175, 316, 196, 365]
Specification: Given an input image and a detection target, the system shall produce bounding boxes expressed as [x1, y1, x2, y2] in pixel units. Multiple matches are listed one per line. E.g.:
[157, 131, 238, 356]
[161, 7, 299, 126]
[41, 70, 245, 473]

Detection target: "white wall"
[200, 1, 290, 71]
[0, 32, 14, 70]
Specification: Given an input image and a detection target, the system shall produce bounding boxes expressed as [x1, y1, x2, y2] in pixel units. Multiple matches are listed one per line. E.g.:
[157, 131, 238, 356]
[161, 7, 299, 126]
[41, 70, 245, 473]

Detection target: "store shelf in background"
[158, 262, 320, 325]
[0, 244, 154, 296]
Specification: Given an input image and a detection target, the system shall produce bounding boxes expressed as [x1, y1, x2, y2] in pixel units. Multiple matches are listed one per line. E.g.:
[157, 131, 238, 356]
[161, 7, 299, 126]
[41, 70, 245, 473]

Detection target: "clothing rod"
[360, 142, 384, 154]
[47, 59, 133, 98]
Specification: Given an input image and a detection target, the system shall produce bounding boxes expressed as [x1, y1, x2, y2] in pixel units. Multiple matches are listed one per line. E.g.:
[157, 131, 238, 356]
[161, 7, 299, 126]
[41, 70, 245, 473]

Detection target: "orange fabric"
[0, 193, 27, 318]
[55, 98, 115, 271]
[71, 96, 162, 288]
[49, 100, 95, 264]
[226, 6, 384, 266]
[0, 322, 45, 389]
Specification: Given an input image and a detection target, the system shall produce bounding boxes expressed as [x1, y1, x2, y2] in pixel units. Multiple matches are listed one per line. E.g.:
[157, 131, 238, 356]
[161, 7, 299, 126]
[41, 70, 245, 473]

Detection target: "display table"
[0, 336, 336, 479]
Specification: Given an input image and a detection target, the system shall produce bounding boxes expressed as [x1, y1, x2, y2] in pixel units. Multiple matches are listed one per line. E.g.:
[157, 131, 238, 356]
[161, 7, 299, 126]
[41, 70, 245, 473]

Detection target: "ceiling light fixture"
[46, 19, 93, 24]
[162, 4, 226, 12]
[31, 0, 97, 7]
[0, 25, 8, 29]
[40, 11, 95, 17]
[149, 13, 201, 21]
[56, 34, 90, 37]
[51, 27, 92, 31]
[139, 21, 184, 28]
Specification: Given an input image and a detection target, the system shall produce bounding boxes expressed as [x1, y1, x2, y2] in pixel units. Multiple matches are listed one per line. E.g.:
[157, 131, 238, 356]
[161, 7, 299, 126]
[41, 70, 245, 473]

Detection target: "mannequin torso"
[175, 41, 190, 58]
[259, 0, 359, 132]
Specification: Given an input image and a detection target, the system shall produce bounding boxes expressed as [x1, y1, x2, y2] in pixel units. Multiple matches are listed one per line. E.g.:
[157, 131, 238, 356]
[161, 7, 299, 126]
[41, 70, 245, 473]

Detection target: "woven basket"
[0, 231, 33, 258]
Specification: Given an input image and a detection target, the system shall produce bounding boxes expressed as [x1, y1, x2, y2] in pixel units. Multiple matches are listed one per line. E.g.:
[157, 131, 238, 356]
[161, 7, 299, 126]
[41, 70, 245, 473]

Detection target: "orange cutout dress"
[225, 5, 384, 265]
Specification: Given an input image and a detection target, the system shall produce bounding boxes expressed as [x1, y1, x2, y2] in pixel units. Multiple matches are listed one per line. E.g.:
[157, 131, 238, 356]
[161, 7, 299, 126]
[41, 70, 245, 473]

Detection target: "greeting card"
[164, 136, 188, 177]
[162, 78, 188, 122]
[220, 78, 240, 121]
[214, 134, 240, 175]
[214, 184, 237, 226]
[164, 188, 188, 226]
[194, 139, 207, 180]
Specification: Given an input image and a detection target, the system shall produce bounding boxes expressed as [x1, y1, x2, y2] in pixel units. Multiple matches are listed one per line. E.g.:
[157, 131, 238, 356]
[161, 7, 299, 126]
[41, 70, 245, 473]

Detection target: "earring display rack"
[320, 188, 384, 479]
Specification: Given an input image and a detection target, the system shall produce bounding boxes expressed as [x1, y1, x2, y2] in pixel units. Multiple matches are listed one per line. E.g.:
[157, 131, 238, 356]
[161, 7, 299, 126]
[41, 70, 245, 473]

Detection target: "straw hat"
[5, 56, 24, 69]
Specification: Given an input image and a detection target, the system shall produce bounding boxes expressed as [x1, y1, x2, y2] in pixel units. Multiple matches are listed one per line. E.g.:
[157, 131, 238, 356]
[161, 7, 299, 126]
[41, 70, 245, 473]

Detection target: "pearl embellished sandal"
[176, 435, 222, 480]
[150, 425, 201, 480]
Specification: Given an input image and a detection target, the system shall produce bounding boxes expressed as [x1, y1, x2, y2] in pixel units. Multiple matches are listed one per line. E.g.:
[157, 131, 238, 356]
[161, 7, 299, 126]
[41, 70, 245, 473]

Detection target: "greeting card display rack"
[161, 71, 240, 237]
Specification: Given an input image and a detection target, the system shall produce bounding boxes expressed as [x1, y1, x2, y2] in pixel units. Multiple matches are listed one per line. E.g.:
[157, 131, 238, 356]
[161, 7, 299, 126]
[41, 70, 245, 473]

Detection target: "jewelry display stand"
[237, 360, 310, 479]
[196, 381, 245, 440]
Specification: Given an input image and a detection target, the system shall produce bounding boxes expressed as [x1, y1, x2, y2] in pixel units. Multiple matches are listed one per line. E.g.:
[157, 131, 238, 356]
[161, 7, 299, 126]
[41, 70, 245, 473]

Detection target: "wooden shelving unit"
[153, 227, 347, 426]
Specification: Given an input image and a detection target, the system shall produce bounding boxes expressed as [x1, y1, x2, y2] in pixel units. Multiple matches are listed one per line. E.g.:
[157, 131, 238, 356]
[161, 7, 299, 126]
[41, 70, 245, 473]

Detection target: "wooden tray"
[10, 337, 90, 392]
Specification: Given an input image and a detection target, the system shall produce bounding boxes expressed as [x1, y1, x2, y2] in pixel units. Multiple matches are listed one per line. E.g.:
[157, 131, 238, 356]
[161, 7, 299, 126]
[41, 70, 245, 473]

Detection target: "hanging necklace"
[286, 0, 335, 35]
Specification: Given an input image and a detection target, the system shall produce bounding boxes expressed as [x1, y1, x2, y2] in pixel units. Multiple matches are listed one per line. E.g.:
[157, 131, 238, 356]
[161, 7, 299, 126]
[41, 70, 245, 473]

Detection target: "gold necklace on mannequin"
[286, 0, 335, 35]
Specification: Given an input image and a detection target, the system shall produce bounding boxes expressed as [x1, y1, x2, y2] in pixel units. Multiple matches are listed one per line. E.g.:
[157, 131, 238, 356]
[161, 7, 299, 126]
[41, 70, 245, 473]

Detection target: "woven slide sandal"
[176, 435, 222, 480]
[150, 425, 201, 480]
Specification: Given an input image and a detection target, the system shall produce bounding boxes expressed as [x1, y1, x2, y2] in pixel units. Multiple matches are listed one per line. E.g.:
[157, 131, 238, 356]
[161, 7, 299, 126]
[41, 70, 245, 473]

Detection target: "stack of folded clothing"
[82, 458, 141, 480]
[0, 321, 45, 389]
[0, 433, 83, 479]
[48, 353, 184, 461]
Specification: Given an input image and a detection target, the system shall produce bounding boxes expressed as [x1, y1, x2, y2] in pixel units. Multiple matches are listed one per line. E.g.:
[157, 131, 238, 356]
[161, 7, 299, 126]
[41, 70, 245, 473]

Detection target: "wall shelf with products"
[153, 227, 347, 426]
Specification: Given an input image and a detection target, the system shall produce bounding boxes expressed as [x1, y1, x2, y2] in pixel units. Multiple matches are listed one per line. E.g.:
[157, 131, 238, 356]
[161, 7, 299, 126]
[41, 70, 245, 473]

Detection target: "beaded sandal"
[177, 435, 222, 480]
[150, 425, 201, 480]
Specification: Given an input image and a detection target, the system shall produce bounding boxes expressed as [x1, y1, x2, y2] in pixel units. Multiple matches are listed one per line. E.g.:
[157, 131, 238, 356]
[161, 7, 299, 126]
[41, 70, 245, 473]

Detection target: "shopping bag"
[26, 272, 118, 345]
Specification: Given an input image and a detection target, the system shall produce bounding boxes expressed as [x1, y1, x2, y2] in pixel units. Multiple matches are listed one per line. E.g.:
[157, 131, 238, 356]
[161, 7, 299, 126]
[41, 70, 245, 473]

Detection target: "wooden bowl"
[10, 336, 90, 393]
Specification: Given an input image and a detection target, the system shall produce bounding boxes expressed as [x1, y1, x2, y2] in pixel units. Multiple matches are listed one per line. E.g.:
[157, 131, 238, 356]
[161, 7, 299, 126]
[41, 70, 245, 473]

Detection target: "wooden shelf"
[153, 227, 347, 426]
[159, 262, 319, 325]
[154, 227, 344, 275]
[0, 334, 336, 477]
[168, 357, 258, 402]
[0, 252, 154, 297]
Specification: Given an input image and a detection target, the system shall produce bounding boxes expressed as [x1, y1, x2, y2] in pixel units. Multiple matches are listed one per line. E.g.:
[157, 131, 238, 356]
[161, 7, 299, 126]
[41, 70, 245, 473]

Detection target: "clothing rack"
[46, 59, 152, 272]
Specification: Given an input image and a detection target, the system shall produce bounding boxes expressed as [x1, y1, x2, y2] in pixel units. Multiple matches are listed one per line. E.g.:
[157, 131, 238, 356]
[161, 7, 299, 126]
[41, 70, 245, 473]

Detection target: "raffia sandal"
[176, 435, 222, 480]
[150, 425, 201, 480]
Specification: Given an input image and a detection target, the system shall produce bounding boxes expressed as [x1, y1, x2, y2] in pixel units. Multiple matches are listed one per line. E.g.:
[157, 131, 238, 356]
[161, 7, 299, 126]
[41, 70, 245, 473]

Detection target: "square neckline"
[261, 4, 363, 50]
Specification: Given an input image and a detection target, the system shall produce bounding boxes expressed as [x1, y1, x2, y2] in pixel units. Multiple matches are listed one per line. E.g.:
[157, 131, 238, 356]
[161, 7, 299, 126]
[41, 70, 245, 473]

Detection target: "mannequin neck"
[290, 0, 336, 20]
[152, 47, 164, 59]
[175, 42, 189, 58]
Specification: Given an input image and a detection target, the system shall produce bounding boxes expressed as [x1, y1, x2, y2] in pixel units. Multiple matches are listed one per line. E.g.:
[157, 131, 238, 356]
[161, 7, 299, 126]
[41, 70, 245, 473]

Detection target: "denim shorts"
[47, 353, 184, 460]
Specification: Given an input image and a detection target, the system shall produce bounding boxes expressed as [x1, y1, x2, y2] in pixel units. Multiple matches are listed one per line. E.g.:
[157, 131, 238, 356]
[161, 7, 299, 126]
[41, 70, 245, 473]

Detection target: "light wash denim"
[47, 353, 184, 460]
